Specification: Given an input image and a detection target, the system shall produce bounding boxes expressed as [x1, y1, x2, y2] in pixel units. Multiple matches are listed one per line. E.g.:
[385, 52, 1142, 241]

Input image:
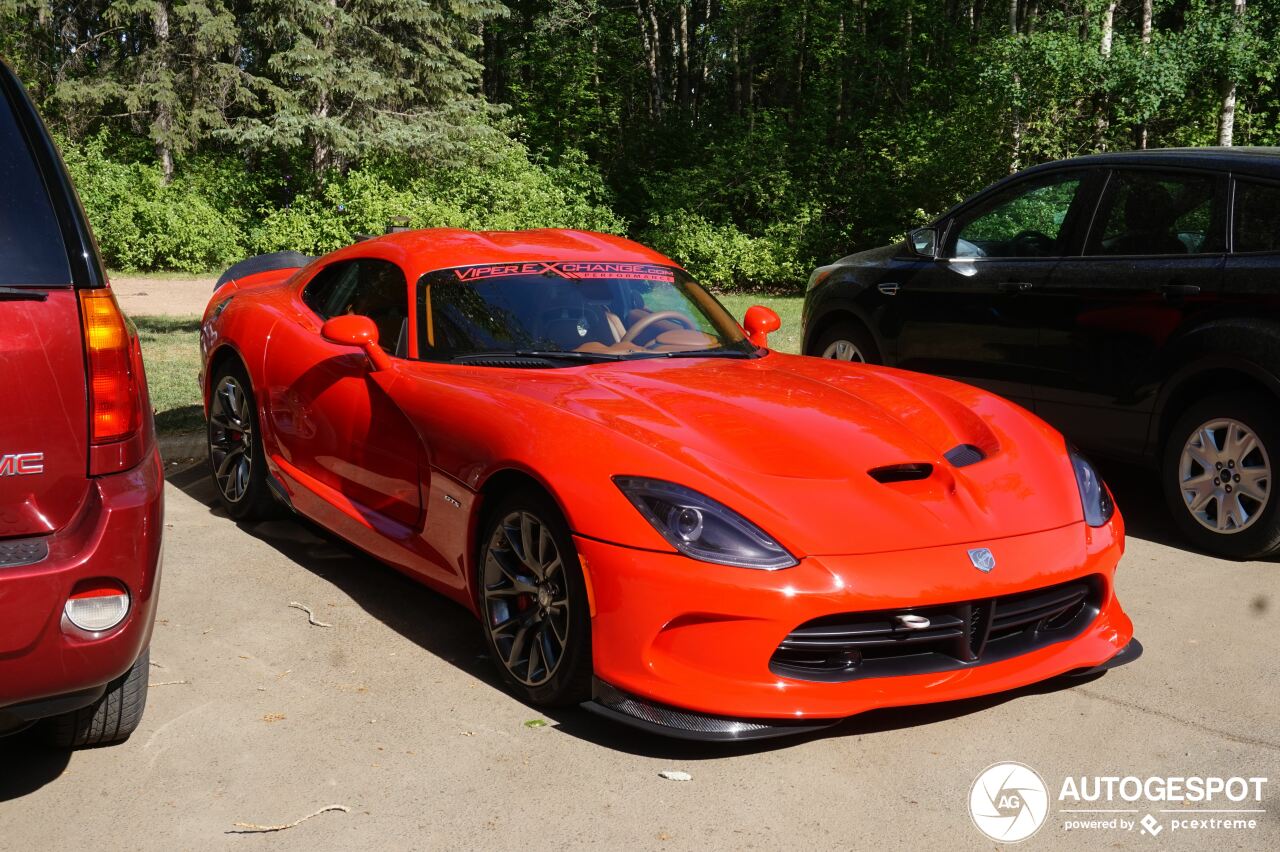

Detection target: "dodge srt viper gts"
[200, 228, 1138, 740]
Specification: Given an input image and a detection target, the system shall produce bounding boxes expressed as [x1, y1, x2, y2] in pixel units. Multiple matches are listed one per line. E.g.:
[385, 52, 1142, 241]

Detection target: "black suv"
[803, 148, 1280, 560]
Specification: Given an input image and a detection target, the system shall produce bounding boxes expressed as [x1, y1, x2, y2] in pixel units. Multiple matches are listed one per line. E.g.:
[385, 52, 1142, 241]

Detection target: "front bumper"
[576, 518, 1132, 737]
[0, 451, 163, 726]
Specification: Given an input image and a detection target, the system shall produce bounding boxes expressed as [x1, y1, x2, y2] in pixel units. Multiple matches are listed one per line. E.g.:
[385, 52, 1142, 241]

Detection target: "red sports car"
[200, 228, 1137, 740]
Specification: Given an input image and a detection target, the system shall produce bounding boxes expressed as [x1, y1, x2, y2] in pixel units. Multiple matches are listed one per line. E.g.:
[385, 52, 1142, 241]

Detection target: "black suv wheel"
[1163, 393, 1280, 560]
[810, 320, 877, 364]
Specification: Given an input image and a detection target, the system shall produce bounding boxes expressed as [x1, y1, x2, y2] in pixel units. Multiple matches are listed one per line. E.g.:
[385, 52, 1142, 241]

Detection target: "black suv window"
[951, 173, 1083, 259]
[1086, 170, 1222, 256]
[302, 259, 410, 356]
[0, 86, 70, 285]
[1233, 179, 1280, 253]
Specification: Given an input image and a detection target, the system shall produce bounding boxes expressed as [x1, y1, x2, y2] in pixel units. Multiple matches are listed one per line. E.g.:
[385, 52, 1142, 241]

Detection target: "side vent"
[944, 443, 986, 467]
[868, 463, 933, 484]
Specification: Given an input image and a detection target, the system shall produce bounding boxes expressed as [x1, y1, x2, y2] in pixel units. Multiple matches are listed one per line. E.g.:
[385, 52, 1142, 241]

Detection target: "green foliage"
[250, 141, 624, 255]
[60, 134, 245, 272]
[57, 132, 623, 270]
[10, 0, 1280, 287]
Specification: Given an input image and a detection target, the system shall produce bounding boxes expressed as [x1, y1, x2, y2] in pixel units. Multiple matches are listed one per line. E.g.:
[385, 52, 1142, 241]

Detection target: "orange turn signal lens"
[79, 288, 141, 444]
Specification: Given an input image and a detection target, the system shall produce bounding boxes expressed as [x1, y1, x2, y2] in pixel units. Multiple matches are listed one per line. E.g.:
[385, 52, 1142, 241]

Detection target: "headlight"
[1070, 450, 1114, 527]
[613, 477, 797, 570]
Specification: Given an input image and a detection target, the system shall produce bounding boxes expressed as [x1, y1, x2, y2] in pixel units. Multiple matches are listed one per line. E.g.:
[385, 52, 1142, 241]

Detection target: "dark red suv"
[0, 62, 162, 746]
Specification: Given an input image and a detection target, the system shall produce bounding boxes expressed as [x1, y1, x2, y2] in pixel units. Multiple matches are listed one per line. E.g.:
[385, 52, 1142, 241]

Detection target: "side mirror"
[908, 227, 939, 258]
[743, 305, 782, 349]
[321, 315, 392, 371]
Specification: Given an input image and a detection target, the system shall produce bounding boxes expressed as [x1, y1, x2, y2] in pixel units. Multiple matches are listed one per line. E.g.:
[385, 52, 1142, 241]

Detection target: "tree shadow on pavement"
[0, 732, 72, 800]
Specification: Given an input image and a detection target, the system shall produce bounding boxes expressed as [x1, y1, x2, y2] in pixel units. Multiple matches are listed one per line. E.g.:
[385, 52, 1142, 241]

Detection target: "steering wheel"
[619, 310, 697, 345]
[1011, 229, 1055, 257]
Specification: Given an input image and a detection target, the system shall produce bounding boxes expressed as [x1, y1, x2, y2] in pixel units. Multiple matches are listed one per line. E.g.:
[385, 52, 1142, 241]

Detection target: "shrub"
[60, 134, 245, 272]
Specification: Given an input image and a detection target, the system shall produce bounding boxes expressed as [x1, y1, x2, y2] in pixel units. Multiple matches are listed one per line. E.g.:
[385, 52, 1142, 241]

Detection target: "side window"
[302, 259, 409, 356]
[0, 87, 71, 285]
[951, 174, 1083, 259]
[1233, 179, 1280, 253]
[302, 261, 360, 319]
[1085, 170, 1222, 256]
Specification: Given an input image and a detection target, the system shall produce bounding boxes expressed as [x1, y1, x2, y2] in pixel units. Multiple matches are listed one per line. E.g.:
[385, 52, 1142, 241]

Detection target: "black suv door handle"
[997, 281, 1034, 294]
[1161, 283, 1201, 298]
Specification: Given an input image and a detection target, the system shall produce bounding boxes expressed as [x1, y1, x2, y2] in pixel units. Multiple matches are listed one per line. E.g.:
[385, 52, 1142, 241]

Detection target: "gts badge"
[443, 494, 462, 509]
[0, 452, 44, 477]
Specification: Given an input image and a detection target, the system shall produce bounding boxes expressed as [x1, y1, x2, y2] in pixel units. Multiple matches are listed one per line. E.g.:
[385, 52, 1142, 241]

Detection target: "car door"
[1030, 167, 1228, 460]
[1223, 175, 1280, 301]
[264, 257, 425, 531]
[884, 169, 1095, 408]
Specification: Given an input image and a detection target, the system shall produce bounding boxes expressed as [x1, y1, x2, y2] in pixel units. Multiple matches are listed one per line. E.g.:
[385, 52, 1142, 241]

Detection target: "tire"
[1162, 392, 1280, 560]
[476, 487, 592, 707]
[46, 648, 149, 748]
[207, 358, 278, 521]
[810, 320, 878, 364]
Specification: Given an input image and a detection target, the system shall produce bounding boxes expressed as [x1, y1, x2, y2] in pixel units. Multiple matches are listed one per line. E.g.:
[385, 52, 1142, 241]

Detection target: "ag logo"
[968, 547, 996, 573]
[969, 762, 1049, 843]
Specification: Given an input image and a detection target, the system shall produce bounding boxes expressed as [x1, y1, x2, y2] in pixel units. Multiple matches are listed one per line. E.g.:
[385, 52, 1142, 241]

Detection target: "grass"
[717, 294, 803, 354]
[131, 296, 806, 436]
[132, 315, 204, 434]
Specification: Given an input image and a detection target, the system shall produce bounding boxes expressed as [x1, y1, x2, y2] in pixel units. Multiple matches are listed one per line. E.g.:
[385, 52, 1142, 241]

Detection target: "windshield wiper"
[451, 350, 626, 365]
[660, 348, 754, 359]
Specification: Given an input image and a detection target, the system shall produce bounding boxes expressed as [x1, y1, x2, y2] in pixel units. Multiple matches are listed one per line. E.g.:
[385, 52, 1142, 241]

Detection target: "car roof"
[327, 228, 680, 280]
[1023, 146, 1280, 179]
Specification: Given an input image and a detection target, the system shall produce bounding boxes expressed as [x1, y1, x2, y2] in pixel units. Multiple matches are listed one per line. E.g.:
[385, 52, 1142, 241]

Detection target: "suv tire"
[1163, 392, 1280, 560]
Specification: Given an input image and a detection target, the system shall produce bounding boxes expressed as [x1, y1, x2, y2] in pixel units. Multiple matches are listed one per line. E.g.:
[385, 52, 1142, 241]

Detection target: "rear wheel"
[47, 648, 149, 748]
[477, 488, 592, 707]
[1163, 393, 1280, 560]
[208, 359, 277, 521]
[811, 320, 877, 364]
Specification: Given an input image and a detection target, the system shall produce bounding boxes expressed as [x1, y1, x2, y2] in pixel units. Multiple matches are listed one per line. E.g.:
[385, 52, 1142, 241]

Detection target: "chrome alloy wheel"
[482, 511, 570, 686]
[209, 375, 254, 504]
[821, 339, 865, 362]
[1178, 418, 1271, 534]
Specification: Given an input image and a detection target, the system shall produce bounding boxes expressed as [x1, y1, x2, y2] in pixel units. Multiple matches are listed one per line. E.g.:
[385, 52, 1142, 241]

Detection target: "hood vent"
[944, 443, 986, 467]
[867, 463, 933, 484]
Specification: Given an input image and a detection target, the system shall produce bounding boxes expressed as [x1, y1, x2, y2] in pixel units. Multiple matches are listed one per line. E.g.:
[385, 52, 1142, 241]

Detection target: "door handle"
[877, 282, 900, 296]
[1160, 283, 1201, 299]
[997, 281, 1034, 293]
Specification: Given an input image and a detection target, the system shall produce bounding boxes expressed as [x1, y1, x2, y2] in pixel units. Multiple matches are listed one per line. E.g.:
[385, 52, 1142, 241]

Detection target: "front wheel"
[810, 321, 877, 364]
[1163, 393, 1280, 560]
[207, 359, 277, 521]
[477, 488, 592, 707]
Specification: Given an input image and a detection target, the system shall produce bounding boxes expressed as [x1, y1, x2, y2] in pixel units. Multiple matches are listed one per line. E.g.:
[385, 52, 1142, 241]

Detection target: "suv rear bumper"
[0, 450, 163, 723]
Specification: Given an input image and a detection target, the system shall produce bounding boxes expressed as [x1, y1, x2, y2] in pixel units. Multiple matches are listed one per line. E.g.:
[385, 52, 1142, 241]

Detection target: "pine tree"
[230, 0, 507, 175]
[48, 1, 259, 182]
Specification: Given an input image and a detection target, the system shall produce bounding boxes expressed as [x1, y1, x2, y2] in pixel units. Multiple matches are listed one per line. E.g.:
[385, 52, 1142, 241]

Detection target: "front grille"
[770, 576, 1102, 682]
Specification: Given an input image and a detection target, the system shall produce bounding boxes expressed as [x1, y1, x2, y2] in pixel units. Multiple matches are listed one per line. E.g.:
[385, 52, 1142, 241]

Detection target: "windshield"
[415, 262, 754, 362]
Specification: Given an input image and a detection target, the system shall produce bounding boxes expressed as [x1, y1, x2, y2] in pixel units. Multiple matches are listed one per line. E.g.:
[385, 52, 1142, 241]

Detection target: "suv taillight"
[79, 288, 146, 471]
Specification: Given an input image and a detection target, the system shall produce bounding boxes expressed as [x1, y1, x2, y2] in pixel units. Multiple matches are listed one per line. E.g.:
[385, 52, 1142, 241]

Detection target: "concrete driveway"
[1, 461, 1277, 850]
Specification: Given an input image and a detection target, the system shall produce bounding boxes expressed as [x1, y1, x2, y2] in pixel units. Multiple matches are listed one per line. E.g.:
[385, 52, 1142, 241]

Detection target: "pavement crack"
[1078, 688, 1280, 752]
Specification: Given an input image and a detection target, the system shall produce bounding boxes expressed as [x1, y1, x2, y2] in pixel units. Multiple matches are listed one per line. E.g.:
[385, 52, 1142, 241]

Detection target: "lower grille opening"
[770, 576, 1103, 682]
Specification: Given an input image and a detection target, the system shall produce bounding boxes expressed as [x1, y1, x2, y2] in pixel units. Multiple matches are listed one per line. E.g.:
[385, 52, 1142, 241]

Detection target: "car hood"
[500, 353, 1086, 556]
[834, 242, 903, 267]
